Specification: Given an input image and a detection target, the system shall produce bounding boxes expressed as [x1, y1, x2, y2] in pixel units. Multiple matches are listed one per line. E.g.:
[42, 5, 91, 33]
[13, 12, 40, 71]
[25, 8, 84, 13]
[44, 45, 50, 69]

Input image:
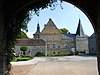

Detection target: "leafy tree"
[5, 0, 63, 74]
[60, 28, 69, 34]
[17, 31, 28, 39]
[20, 46, 28, 56]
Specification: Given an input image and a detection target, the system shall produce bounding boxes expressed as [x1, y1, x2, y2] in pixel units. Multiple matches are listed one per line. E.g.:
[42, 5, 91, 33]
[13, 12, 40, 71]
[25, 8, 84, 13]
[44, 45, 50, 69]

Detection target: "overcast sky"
[26, 1, 94, 38]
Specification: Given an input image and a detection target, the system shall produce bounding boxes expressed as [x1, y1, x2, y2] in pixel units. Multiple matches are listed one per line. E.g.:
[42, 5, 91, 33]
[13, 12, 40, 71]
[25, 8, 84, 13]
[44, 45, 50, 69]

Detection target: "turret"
[33, 23, 40, 39]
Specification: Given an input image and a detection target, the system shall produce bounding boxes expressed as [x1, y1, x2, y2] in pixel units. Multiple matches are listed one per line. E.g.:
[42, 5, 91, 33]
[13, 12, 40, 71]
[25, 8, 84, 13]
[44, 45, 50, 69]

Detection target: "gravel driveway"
[11, 56, 98, 75]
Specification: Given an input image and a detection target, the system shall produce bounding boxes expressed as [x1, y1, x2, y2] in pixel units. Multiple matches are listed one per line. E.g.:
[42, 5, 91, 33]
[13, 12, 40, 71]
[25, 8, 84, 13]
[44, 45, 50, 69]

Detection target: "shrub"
[47, 52, 74, 57]
[35, 52, 45, 57]
[78, 50, 85, 53]
[74, 51, 79, 55]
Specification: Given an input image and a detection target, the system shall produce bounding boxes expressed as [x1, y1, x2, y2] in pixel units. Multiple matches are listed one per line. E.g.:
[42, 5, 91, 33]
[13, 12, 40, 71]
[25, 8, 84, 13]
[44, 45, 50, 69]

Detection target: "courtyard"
[11, 55, 98, 75]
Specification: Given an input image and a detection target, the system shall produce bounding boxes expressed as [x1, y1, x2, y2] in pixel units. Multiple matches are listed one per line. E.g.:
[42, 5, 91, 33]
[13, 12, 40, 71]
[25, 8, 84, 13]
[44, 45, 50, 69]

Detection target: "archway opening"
[8, 0, 98, 75]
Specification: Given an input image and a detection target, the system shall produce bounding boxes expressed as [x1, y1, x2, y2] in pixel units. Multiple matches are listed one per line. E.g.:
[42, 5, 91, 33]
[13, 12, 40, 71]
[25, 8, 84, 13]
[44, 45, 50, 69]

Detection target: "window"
[53, 52, 56, 54]
[47, 44, 50, 48]
[65, 46, 67, 48]
[58, 45, 60, 48]
[53, 44, 56, 48]
[58, 52, 60, 54]
[21, 52, 22, 54]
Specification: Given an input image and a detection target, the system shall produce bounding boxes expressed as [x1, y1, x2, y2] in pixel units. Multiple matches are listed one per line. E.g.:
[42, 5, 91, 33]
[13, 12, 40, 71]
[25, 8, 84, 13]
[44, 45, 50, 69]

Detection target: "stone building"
[88, 33, 96, 55]
[40, 18, 67, 55]
[15, 39, 45, 56]
[15, 18, 90, 56]
[62, 19, 89, 53]
[75, 19, 89, 53]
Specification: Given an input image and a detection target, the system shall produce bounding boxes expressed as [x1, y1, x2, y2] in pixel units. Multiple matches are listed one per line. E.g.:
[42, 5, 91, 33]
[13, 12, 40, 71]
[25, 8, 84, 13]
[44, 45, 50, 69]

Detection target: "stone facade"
[62, 19, 89, 53]
[40, 18, 67, 55]
[88, 33, 96, 55]
[75, 36, 89, 53]
[15, 39, 45, 56]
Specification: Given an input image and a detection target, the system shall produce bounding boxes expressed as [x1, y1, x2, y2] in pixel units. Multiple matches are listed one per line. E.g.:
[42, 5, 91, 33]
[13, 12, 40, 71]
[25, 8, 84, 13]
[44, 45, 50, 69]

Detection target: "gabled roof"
[15, 39, 45, 46]
[76, 19, 84, 36]
[41, 18, 61, 35]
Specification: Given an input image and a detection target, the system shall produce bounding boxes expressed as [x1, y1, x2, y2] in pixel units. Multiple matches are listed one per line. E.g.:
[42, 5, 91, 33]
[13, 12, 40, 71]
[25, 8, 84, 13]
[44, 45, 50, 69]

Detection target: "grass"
[11, 56, 34, 62]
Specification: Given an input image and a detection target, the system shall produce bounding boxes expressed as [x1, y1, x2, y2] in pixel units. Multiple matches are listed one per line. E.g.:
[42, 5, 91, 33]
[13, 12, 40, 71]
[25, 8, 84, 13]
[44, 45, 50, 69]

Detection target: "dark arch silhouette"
[1, 0, 99, 75]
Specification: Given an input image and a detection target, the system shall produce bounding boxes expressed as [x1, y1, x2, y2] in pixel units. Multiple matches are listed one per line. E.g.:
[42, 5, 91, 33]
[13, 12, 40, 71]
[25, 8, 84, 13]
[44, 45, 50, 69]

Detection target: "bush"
[74, 51, 79, 55]
[77, 50, 85, 54]
[35, 52, 45, 57]
[47, 52, 74, 57]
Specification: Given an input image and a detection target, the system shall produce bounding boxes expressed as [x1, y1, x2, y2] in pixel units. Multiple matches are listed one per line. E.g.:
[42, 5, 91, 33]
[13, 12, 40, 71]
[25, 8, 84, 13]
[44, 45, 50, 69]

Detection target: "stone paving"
[11, 56, 98, 75]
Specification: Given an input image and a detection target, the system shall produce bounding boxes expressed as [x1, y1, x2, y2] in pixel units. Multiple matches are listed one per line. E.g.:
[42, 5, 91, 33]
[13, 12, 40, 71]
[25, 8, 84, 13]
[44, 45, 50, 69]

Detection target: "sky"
[26, 1, 94, 38]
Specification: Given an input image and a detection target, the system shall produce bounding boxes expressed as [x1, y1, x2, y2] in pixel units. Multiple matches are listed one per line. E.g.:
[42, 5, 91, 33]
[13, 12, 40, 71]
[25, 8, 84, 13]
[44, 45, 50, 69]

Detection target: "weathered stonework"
[15, 39, 45, 56]
[75, 36, 89, 53]
[88, 33, 96, 55]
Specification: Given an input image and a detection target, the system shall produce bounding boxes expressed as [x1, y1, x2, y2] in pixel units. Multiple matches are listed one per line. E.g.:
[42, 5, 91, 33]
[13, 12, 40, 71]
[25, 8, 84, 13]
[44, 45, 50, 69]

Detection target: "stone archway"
[0, 0, 99, 75]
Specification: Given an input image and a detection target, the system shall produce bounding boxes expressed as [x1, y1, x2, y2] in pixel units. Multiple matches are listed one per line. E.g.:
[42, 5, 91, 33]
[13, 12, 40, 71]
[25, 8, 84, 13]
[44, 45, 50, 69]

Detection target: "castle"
[15, 18, 92, 56]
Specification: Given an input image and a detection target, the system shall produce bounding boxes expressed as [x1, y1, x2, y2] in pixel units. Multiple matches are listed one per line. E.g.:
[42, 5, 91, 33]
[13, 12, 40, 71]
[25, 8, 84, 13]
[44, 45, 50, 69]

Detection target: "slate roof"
[16, 39, 45, 46]
[35, 23, 40, 33]
[62, 34, 75, 39]
[76, 19, 84, 36]
[89, 32, 95, 38]
[65, 33, 76, 37]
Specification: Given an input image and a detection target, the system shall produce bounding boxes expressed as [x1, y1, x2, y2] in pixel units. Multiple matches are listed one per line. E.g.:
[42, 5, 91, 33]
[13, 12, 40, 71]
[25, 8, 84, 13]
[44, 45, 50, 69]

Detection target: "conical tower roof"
[33, 23, 40, 38]
[76, 19, 84, 36]
[35, 23, 40, 34]
[41, 18, 61, 35]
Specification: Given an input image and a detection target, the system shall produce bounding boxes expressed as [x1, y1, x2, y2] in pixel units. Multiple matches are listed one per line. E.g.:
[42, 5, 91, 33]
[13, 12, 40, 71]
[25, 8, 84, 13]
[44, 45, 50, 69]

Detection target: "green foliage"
[47, 52, 74, 57]
[11, 56, 34, 62]
[17, 31, 28, 39]
[60, 28, 69, 34]
[5, 0, 63, 74]
[17, 57, 32, 61]
[77, 50, 86, 53]
[35, 52, 45, 57]
[20, 46, 28, 51]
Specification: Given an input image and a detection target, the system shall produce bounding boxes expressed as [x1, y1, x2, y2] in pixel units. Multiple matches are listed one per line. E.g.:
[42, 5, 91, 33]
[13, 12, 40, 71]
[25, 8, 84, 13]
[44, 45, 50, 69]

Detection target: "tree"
[17, 31, 28, 39]
[60, 28, 69, 34]
[20, 46, 28, 56]
[5, 0, 62, 74]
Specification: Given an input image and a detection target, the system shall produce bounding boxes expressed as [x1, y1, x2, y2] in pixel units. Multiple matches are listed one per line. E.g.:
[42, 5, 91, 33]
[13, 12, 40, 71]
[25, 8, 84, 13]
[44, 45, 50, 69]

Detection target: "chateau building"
[15, 18, 90, 56]
[40, 18, 67, 55]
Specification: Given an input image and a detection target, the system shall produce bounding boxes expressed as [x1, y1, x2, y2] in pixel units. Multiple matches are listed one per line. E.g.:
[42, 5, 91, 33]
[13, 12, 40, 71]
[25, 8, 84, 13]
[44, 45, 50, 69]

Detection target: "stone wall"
[88, 33, 96, 55]
[75, 36, 89, 53]
[15, 46, 45, 56]
[47, 48, 67, 55]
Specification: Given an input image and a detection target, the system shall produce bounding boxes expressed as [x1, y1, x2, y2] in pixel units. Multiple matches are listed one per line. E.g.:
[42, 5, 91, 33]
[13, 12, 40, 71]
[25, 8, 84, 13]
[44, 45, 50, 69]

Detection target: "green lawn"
[11, 56, 34, 62]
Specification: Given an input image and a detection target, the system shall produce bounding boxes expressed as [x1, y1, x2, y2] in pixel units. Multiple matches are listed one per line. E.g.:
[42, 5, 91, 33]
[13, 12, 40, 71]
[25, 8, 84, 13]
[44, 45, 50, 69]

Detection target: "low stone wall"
[47, 48, 67, 55]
